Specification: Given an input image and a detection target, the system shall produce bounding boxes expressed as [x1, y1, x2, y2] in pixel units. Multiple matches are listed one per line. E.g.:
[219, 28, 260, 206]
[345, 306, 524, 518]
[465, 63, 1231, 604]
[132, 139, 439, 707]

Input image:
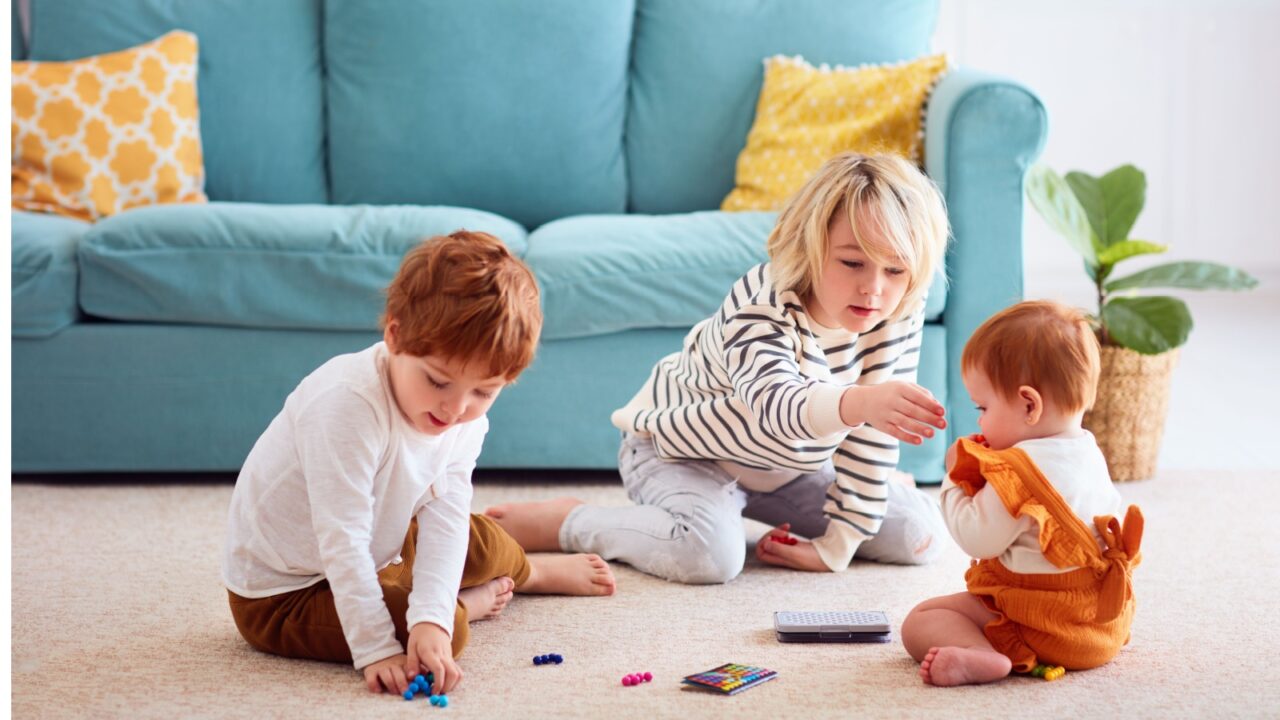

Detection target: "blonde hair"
[961, 300, 1101, 414]
[766, 152, 949, 320]
[382, 230, 542, 381]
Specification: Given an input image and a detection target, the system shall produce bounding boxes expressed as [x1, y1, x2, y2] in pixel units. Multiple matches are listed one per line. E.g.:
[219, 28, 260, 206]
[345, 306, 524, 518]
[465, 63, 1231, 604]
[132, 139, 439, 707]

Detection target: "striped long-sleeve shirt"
[611, 262, 926, 571]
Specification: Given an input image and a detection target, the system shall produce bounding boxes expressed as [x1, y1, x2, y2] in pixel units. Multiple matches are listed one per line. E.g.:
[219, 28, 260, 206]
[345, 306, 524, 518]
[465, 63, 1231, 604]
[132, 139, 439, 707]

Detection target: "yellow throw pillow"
[722, 53, 949, 212]
[11, 30, 207, 221]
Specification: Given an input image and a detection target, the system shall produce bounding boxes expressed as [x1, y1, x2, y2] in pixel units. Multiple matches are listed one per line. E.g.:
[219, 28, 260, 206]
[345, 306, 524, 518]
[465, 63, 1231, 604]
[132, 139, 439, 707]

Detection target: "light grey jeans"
[559, 433, 949, 584]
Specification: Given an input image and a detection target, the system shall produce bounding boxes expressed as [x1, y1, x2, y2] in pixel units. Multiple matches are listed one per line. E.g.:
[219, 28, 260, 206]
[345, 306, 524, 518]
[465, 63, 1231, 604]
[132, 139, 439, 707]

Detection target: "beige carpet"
[11, 470, 1280, 719]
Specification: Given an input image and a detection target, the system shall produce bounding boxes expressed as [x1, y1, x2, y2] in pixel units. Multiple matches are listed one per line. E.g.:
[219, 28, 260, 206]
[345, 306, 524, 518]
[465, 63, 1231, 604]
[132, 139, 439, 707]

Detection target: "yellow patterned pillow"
[722, 54, 949, 212]
[11, 31, 207, 221]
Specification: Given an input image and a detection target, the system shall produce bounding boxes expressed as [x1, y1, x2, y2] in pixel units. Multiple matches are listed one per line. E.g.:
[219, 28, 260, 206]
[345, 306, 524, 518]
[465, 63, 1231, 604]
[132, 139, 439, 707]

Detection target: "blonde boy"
[902, 301, 1143, 686]
[487, 153, 953, 582]
[223, 231, 615, 697]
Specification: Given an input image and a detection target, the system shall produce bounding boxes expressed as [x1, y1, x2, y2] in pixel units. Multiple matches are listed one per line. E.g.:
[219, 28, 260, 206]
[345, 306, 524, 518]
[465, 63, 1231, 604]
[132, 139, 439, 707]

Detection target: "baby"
[901, 300, 1144, 685]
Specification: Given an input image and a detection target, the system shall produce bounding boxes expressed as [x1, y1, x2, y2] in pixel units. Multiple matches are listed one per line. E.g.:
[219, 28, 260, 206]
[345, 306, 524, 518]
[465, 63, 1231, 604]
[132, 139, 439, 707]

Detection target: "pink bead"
[622, 675, 633, 686]
[643, 672, 653, 682]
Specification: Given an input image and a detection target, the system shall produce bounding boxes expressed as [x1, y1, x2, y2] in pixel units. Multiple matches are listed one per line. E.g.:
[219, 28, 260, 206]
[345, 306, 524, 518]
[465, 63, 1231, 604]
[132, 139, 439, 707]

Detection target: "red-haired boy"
[223, 231, 615, 697]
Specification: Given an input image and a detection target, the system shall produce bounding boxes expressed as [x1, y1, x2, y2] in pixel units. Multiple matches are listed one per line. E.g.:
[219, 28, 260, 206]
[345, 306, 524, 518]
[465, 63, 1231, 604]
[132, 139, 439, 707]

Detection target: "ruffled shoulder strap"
[951, 438, 1143, 621]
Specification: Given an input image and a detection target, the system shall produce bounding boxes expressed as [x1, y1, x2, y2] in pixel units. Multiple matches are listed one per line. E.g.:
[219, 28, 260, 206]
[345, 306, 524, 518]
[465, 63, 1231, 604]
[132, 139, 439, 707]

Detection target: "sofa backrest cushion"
[12, 1, 24, 60]
[325, 0, 633, 230]
[626, 0, 938, 214]
[26, 0, 327, 204]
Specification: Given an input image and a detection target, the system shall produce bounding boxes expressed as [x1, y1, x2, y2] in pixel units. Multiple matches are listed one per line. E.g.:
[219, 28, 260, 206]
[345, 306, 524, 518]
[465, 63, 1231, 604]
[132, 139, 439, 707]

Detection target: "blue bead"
[552, 654, 563, 663]
[403, 690, 414, 700]
[429, 695, 439, 705]
[438, 695, 449, 708]
[416, 674, 426, 685]
[533, 656, 542, 665]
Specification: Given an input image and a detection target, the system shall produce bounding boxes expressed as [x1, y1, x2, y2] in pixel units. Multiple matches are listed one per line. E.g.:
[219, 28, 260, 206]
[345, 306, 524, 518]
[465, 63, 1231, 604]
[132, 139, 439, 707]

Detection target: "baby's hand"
[755, 523, 830, 572]
[840, 382, 946, 445]
[363, 653, 411, 695]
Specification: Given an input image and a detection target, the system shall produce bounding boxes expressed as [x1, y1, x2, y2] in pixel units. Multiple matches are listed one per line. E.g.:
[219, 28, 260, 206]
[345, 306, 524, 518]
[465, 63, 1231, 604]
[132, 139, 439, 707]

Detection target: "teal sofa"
[10, 0, 1046, 480]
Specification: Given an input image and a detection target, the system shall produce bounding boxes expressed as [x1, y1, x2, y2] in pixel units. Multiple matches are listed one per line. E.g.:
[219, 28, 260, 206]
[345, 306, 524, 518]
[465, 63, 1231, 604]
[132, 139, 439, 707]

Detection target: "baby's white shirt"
[940, 431, 1122, 574]
[222, 342, 485, 669]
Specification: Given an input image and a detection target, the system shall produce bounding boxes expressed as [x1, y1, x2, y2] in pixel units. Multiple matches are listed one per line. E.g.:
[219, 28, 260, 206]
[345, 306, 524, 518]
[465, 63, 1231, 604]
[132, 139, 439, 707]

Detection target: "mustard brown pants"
[228, 513, 530, 664]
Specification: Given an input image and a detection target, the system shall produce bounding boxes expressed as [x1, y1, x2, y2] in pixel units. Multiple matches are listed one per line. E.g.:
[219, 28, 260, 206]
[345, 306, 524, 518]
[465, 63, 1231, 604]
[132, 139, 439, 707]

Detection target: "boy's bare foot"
[518, 554, 616, 596]
[890, 469, 916, 489]
[458, 577, 515, 621]
[484, 498, 583, 551]
[919, 646, 1012, 686]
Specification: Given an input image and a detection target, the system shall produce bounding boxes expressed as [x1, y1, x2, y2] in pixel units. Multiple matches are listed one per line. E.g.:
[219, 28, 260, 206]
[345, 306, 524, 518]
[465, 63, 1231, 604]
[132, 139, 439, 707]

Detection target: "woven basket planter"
[1083, 346, 1179, 482]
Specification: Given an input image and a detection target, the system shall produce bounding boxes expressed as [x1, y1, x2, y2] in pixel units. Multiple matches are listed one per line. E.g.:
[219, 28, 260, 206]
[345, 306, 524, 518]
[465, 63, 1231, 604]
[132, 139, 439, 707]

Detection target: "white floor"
[1026, 267, 1280, 471]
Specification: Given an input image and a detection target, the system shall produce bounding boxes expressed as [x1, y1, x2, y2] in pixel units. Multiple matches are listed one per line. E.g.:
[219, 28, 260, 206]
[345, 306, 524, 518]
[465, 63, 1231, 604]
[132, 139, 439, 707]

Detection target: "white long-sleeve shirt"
[611, 262, 925, 571]
[940, 431, 1122, 573]
[222, 342, 484, 670]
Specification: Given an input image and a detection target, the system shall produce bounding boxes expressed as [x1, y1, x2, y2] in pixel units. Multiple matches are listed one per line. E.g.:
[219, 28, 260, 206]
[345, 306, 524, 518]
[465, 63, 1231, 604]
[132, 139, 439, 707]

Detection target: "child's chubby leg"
[483, 496, 583, 552]
[466, 513, 616, 598]
[901, 592, 1012, 686]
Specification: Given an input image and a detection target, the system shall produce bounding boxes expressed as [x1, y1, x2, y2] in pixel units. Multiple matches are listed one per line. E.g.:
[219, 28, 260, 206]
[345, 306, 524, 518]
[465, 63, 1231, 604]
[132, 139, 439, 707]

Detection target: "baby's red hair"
[961, 300, 1101, 413]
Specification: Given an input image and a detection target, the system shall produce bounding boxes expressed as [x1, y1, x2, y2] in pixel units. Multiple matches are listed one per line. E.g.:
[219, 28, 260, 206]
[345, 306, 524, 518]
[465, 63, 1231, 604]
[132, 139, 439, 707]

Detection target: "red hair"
[382, 231, 541, 381]
[961, 300, 1101, 413]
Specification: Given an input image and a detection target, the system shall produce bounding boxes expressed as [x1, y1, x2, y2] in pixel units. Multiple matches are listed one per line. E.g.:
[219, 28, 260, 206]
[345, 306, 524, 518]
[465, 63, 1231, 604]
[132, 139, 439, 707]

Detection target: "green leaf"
[1100, 165, 1146, 245]
[1105, 261, 1260, 293]
[1096, 239, 1168, 266]
[1102, 296, 1192, 354]
[1065, 166, 1146, 248]
[1026, 164, 1099, 265]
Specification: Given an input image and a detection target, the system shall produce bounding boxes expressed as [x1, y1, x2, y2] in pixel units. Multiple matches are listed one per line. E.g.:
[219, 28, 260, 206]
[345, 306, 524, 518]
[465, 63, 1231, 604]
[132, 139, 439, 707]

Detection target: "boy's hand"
[840, 383, 946, 445]
[405, 622, 462, 695]
[755, 523, 830, 572]
[363, 654, 411, 695]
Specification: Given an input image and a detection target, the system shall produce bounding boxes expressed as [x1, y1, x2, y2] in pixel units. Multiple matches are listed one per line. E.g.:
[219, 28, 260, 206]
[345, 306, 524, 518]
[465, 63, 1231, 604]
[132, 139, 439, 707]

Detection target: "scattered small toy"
[533, 653, 564, 665]
[621, 672, 653, 686]
[769, 535, 798, 545]
[1030, 664, 1065, 681]
[403, 672, 444, 703]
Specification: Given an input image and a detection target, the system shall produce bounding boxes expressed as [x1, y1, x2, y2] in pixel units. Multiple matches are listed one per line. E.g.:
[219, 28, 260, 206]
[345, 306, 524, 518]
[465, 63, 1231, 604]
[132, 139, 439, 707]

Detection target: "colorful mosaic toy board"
[681, 663, 778, 695]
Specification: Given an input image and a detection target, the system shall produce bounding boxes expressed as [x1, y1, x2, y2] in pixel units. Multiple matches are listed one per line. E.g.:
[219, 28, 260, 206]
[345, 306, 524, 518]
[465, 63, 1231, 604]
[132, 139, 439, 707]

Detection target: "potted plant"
[1026, 163, 1258, 481]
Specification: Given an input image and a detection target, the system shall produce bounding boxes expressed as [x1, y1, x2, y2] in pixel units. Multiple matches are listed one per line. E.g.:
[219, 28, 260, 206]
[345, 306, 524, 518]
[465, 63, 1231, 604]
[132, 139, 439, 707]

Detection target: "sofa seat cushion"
[527, 212, 947, 341]
[78, 203, 527, 331]
[12, 211, 88, 338]
[526, 212, 775, 340]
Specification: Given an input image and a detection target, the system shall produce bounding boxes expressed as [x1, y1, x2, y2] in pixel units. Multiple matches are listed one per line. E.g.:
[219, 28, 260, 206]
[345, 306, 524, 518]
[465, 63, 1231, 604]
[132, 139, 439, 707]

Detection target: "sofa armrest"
[925, 67, 1048, 438]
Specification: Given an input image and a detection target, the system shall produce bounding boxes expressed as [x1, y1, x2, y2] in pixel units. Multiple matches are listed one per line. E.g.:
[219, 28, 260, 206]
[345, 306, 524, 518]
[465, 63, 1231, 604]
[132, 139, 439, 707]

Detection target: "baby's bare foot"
[518, 553, 616, 596]
[484, 498, 583, 551]
[919, 646, 1012, 686]
[458, 577, 515, 621]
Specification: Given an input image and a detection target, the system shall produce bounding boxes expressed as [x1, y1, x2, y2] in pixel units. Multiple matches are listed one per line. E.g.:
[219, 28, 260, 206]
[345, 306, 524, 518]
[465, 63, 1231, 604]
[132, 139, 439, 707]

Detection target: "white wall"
[933, 0, 1280, 300]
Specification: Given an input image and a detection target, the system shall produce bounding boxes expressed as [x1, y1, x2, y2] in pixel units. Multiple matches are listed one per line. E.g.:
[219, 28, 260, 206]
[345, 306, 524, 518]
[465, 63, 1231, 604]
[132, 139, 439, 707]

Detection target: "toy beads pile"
[402, 672, 449, 706]
[621, 672, 653, 686]
[1030, 664, 1065, 681]
[532, 653, 564, 665]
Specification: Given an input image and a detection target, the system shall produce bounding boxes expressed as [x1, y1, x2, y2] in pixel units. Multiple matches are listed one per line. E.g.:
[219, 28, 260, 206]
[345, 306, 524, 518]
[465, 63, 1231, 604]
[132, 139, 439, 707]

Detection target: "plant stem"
[1096, 274, 1110, 346]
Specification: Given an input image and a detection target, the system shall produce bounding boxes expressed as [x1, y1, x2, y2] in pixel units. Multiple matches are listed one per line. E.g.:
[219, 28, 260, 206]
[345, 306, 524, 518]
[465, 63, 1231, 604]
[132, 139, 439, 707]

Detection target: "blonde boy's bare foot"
[518, 554, 616, 596]
[458, 577, 515, 621]
[484, 498, 583, 551]
[919, 646, 1012, 686]
[890, 470, 916, 489]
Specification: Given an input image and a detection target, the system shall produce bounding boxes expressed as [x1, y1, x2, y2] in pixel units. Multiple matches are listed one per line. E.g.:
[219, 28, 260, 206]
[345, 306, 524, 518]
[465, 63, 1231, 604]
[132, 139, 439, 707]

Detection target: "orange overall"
[950, 439, 1144, 672]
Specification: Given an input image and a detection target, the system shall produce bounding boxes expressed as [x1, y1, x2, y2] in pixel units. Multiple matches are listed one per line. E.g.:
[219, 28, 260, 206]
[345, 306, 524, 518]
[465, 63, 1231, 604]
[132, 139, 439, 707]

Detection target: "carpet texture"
[11, 469, 1280, 719]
